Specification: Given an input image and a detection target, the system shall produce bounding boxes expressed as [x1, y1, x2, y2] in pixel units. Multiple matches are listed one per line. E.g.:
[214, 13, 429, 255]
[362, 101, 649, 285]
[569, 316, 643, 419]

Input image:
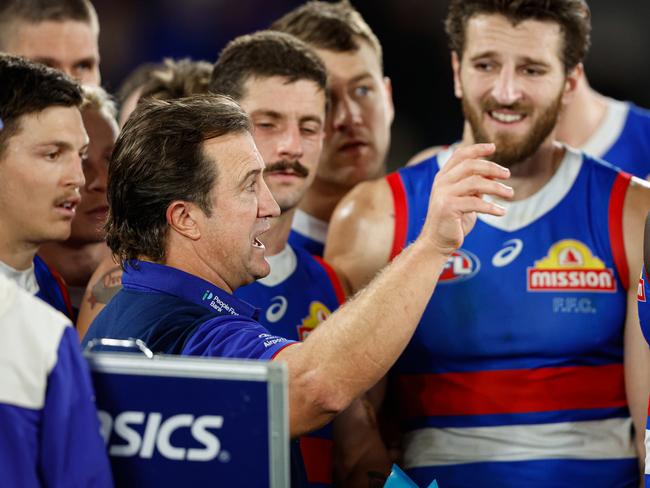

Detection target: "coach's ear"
[166, 200, 201, 240]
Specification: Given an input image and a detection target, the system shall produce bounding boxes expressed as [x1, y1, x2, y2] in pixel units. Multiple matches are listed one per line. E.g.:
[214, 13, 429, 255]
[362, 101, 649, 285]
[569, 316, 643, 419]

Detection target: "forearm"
[278, 238, 448, 434]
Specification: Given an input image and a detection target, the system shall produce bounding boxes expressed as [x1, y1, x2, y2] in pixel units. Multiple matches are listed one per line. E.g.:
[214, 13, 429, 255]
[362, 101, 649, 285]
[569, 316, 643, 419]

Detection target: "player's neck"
[0, 237, 38, 271]
[38, 241, 109, 287]
[556, 78, 609, 149]
[460, 129, 564, 201]
[505, 140, 565, 201]
[261, 208, 295, 256]
[298, 176, 353, 222]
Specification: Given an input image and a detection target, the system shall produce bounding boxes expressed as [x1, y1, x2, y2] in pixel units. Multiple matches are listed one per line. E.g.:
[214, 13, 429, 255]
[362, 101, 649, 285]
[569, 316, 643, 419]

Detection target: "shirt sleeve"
[39, 326, 114, 487]
[182, 316, 296, 360]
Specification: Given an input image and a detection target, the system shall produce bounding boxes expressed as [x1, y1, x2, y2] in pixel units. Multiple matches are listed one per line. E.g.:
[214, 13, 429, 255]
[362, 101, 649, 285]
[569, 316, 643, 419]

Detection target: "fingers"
[443, 143, 496, 173]
[451, 195, 507, 217]
[440, 158, 511, 186]
[449, 175, 514, 201]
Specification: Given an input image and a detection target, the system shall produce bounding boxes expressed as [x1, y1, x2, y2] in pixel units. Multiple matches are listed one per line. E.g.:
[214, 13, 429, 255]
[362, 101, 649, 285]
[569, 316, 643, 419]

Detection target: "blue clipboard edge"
[85, 352, 290, 488]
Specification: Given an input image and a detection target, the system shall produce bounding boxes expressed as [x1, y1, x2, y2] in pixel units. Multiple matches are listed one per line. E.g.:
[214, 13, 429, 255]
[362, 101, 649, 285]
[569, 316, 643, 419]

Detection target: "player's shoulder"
[0, 275, 70, 342]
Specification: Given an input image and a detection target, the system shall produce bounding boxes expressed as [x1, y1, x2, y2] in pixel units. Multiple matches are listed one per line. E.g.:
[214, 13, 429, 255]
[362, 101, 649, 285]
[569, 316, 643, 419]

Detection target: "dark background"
[93, 0, 650, 170]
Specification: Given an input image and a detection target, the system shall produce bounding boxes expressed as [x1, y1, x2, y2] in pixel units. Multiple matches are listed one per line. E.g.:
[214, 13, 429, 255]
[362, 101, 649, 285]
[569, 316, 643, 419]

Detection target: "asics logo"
[492, 239, 523, 267]
[266, 296, 288, 323]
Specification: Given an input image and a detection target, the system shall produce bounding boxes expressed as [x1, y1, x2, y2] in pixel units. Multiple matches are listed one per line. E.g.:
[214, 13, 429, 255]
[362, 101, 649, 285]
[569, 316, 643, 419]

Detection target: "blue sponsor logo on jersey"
[439, 250, 480, 283]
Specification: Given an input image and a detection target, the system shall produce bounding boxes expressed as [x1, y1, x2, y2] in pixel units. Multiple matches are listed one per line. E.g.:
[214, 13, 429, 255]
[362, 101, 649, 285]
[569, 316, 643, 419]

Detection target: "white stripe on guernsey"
[645, 429, 650, 474]
[581, 98, 629, 159]
[0, 274, 69, 410]
[436, 146, 583, 232]
[291, 209, 328, 244]
[257, 245, 297, 287]
[403, 418, 635, 468]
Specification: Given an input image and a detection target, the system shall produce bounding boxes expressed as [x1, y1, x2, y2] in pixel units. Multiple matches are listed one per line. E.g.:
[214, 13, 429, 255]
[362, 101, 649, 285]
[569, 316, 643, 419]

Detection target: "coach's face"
[197, 131, 280, 292]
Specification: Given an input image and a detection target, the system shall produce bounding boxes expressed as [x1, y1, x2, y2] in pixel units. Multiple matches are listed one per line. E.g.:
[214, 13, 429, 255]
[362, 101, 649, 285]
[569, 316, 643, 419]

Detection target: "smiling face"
[196, 132, 280, 292]
[453, 14, 577, 167]
[239, 76, 325, 214]
[315, 39, 394, 188]
[4, 20, 100, 85]
[69, 107, 118, 245]
[0, 106, 88, 249]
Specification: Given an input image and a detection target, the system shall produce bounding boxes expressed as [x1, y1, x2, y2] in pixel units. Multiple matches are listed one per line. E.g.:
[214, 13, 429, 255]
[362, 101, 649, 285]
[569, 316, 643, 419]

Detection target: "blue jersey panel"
[602, 103, 650, 179]
[289, 229, 326, 258]
[388, 148, 636, 486]
[34, 255, 73, 319]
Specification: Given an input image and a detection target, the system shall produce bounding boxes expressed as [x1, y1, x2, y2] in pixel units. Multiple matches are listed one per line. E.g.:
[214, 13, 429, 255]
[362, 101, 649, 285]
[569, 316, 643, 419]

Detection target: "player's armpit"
[325, 178, 395, 294]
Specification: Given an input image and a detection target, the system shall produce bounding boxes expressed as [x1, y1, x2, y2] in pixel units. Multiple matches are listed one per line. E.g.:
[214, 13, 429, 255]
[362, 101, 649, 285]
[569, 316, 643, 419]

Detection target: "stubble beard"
[463, 91, 563, 168]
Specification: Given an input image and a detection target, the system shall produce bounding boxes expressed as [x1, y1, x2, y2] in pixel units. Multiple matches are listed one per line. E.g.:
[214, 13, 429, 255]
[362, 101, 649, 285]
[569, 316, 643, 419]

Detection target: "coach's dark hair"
[271, 0, 383, 70]
[445, 0, 591, 72]
[0, 0, 98, 48]
[210, 30, 327, 102]
[106, 95, 252, 266]
[0, 54, 82, 158]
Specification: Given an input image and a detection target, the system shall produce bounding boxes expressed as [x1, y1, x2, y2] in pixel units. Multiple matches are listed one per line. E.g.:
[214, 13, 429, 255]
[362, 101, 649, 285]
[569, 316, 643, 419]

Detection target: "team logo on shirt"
[639, 275, 646, 302]
[527, 240, 616, 292]
[297, 301, 332, 341]
[439, 249, 481, 283]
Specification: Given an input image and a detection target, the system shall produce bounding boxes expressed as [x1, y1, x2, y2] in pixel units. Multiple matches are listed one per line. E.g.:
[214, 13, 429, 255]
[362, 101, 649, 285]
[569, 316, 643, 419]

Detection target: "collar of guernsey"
[122, 260, 260, 320]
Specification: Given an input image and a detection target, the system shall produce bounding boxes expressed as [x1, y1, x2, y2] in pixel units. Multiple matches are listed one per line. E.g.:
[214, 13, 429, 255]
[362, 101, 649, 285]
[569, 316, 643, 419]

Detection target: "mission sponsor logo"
[527, 240, 616, 292]
[297, 301, 332, 341]
[439, 249, 480, 283]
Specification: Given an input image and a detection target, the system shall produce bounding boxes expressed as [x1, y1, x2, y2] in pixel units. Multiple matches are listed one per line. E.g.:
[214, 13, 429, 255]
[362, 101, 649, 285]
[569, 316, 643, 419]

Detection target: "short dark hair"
[0, 54, 82, 158]
[106, 95, 252, 266]
[445, 0, 591, 72]
[271, 0, 383, 70]
[140, 58, 213, 101]
[210, 30, 327, 102]
[0, 0, 98, 48]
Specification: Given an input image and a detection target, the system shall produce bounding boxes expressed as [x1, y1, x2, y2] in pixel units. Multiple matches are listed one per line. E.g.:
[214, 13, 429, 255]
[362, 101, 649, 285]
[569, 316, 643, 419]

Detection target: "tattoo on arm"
[88, 266, 123, 308]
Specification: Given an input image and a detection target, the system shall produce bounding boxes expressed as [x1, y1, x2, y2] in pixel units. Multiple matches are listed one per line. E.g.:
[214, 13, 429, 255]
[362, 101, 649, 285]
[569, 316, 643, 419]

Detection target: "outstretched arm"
[276, 143, 514, 436]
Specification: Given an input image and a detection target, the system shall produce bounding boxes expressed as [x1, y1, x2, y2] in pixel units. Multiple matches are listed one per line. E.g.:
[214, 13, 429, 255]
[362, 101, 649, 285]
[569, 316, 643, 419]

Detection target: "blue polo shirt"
[83, 260, 295, 360]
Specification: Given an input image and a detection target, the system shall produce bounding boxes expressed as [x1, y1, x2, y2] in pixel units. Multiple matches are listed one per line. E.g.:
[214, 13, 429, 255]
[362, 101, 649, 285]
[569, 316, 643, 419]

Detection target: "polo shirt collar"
[122, 260, 259, 320]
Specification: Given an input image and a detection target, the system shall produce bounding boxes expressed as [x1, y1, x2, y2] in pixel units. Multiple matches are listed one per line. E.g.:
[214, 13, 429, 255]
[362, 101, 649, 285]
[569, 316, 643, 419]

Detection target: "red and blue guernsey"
[289, 209, 329, 257]
[638, 264, 650, 487]
[582, 98, 650, 179]
[0, 273, 112, 487]
[0, 255, 73, 320]
[235, 244, 345, 488]
[387, 146, 637, 487]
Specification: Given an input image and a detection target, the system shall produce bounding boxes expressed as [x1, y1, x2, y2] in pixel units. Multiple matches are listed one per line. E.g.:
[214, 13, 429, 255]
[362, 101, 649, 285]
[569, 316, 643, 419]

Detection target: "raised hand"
[423, 143, 513, 256]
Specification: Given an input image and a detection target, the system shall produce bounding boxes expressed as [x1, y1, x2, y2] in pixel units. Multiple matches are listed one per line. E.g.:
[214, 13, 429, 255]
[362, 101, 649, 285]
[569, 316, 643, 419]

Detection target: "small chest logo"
[297, 301, 332, 341]
[266, 296, 288, 323]
[638, 276, 646, 302]
[439, 250, 480, 283]
[492, 239, 524, 267]
[527, 240, 616, 292]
